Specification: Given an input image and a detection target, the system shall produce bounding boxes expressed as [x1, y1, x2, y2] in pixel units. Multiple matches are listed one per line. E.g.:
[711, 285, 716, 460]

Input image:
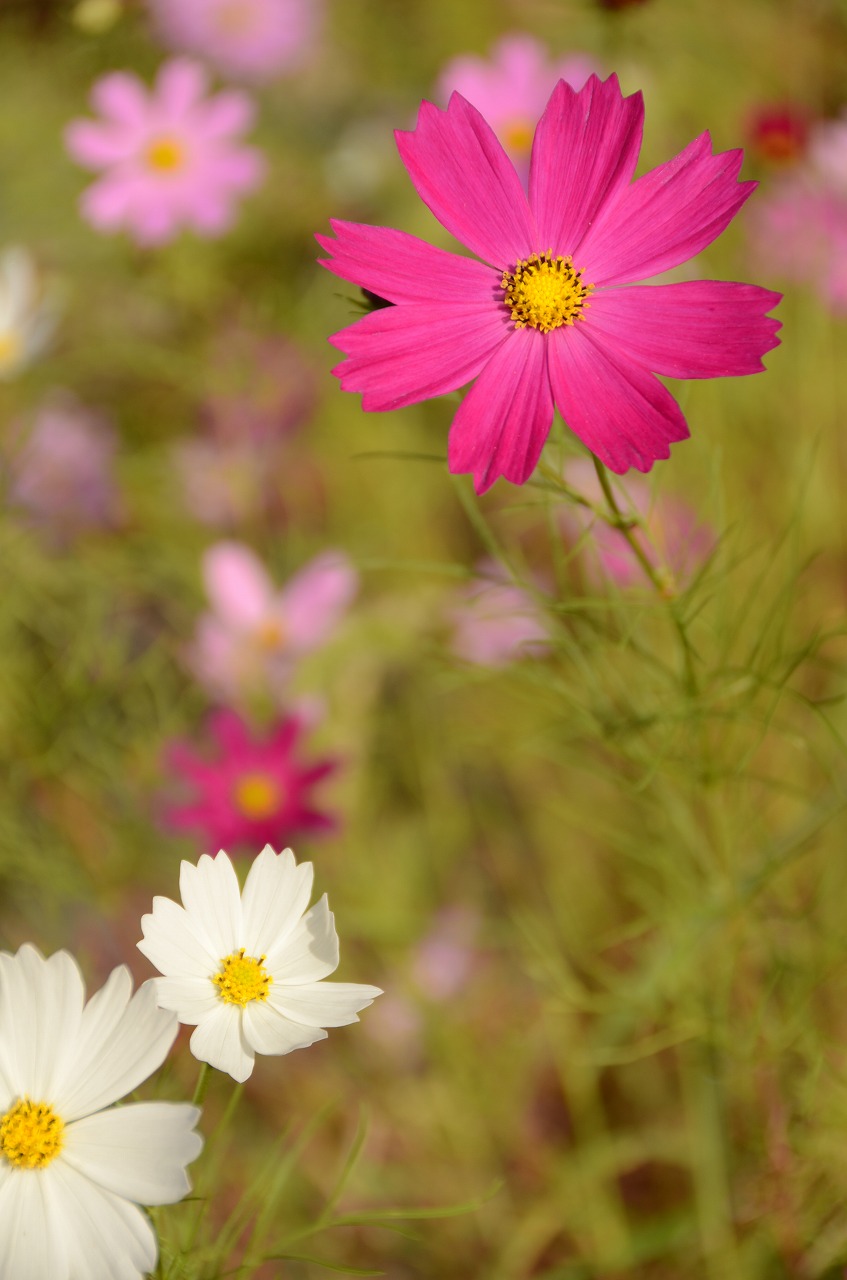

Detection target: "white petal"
[265, 895, 339, 982]
[241, 846, 315, 958]
[179, 851, 242, 953]
[0, 946, 85, 1100]
[138, 895, 220, 978]
[269, 981, 382, 1028]
[242, 999, 328, 1056]
[51, 1159, 158, 1280]
[149, 975, 220, 1025]
[189, 1003, 255, 1082]
[0, 1164, 69, 1280]
[63, 1102, 202, 1205]
[56, 979, 177, 1121]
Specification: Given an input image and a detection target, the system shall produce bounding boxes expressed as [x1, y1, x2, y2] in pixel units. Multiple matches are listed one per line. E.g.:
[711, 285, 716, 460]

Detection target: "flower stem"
[191, 1060, 211, 1108]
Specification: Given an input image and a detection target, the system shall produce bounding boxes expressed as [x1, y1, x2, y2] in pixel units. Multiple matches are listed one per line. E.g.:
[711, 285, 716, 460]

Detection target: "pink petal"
[155, 58, 209, 117]
[447, 329, 554, 493]
[329, 300, 511, 411]
[317, 220, 498, 306]
[64, 120, 136, 168]
[91, 72, 149, 125]
[587, 282, 782, 378]
[195, 90, 256, 139]
[547, 324, 689, 472]
[395, 95, 535, 267]
[281, 552, 358, 651]
[203, 541, 275, 630]
[529, 74, 644, 256]
[578, 133, 757, 286]
[79, 174, 140, 231]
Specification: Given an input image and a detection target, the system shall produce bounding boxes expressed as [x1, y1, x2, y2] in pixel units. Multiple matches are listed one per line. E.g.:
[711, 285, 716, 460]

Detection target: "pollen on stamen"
[502, 250, 593, 333]
[213, 948, 273, 1007]
[0, 1098, 65, 1170]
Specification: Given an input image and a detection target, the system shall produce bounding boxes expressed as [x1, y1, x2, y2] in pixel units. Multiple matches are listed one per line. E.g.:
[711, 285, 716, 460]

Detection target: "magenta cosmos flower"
[65, 59, 265, 246]
[318, 75, 782, 495]
[188, 541, 358, 704]
[164, 709, 337, 852]
[147, 0, 321, 84]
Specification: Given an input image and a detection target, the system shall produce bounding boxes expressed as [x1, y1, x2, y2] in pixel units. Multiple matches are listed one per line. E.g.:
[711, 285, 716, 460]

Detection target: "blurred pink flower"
[410, 907, 480, 1002]
[745, 103, 810, 168]
[6, 396, 121, 543]
[188, 542, 358, 704]
[164, 708, 337, 851]
[748, 111, 847, 312]
[437, 35, 599, 176]
[449, 561, 550, 667]
[562, 458, 713, 590]
[147, 0, 321, 84]
[65, 58, 265, 246]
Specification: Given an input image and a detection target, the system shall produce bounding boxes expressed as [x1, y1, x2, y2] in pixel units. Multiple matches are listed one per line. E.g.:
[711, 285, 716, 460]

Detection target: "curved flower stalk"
[318, 74, 781, 494]
[138, 845, 382, 1082]
[0, 945, 202, 1279]
[65, 58, 265, 245]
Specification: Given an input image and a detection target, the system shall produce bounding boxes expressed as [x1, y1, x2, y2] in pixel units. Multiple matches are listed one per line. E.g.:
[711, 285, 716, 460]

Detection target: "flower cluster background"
[3, 0, 847, 1276]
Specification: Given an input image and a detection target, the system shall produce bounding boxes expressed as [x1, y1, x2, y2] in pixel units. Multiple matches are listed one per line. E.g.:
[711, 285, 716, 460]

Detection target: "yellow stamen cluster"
[0, 1098, 65, 1170]
[213, 949, 273, 1006]
[145, 136, 185, 172]
[233, 772, 282, 819]
[502, 251, 593, 333]
[502, 119, 534, 155]
[255, 619, 287, 651]
[0, 330, 21, 370]
[215, 0, 258, 34]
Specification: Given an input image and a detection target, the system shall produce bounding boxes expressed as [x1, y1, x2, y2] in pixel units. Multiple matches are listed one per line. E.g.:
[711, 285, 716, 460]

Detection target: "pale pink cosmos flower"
[410, 906, 480, 1002]
[6, 396, 121, 544]
[147, 0, 322, 84]
[164, 709, 338, 852]
[437, 35, 599, 177]
[65, 58, 265, 246]
[188, 542, 358, 705]
[448, 561, 550, 666]
[561, 458, 714, 590]
[318, 74, 781, 494]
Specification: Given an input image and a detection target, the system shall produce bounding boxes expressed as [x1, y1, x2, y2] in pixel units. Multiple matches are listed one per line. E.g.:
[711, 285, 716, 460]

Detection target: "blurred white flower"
[0, 247, 56, 380]
[0, 944, 202, 1280]
[138, 845, 381, 1083]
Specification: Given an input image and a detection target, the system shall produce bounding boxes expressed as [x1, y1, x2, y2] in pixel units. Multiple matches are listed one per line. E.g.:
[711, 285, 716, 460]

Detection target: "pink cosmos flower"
[318, 74, 781, 495]
[448, 561, 550, 666]
[6, 396, 121, 544]
[147, 0, 321, 84]
[437, 35, 598, 176]
[188, 542, 358, 704]
[561, 459, 713, 590]
[164, 709, 337, 851]
[746, 104, 809, 168]
[65, 58, 265, 246]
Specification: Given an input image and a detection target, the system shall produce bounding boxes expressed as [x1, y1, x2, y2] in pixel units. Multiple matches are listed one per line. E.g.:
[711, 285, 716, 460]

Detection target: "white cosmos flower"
[0, 944, 202, 1280]
[0, 247, 56, 380]
[138, 845, 382, 1083]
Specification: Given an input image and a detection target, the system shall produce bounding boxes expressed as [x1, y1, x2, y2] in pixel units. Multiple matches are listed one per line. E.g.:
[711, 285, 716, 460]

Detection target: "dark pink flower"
[65, 59, 265, 246]
[318, 75, 781, 494]
[746, 104, 810, 168]
[164, 709, 337, 852]
[147, 0, 321, 84]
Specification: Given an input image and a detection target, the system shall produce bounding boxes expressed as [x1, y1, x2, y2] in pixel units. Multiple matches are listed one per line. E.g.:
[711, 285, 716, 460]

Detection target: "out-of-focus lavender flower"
[0, 247, 56, 381]
[410, 907, 480, 1003]
[147, 0, 322, 84]
[163, 708, 338, 852]
[65, 59, 265, 246]
[562, 459, 713, 591]
[5, 396, 121, 544]
[448, 561, 550, 667]
[436, 35, 599, 176]
[187, 541, 358, 706]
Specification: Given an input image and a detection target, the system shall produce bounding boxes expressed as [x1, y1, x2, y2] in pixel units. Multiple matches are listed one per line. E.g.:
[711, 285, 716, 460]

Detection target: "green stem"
[191, 1061, 212, 1108]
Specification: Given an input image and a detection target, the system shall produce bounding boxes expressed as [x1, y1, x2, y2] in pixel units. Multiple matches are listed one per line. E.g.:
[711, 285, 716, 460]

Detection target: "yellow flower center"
[255, 619, 287, 651]
[145, 136, 186, 173]
[0, 329, 21, 370]
[502, 251, 594, 333]
[0, 1099, 65, 1170]
[213, 949, 273, 1006]
[233, 771, 282, 819]
[502, 118, 534, 155]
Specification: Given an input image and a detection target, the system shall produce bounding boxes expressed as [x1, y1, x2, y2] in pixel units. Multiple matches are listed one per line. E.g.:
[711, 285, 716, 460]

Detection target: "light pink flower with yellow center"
[138, 846, 381, 1083]
[65, 58, 265, 246]
[147, 0, 321, 84]
[437, 35, 599, 175]
[188, 541, 358, 705]
[318, 74, 781, 494]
